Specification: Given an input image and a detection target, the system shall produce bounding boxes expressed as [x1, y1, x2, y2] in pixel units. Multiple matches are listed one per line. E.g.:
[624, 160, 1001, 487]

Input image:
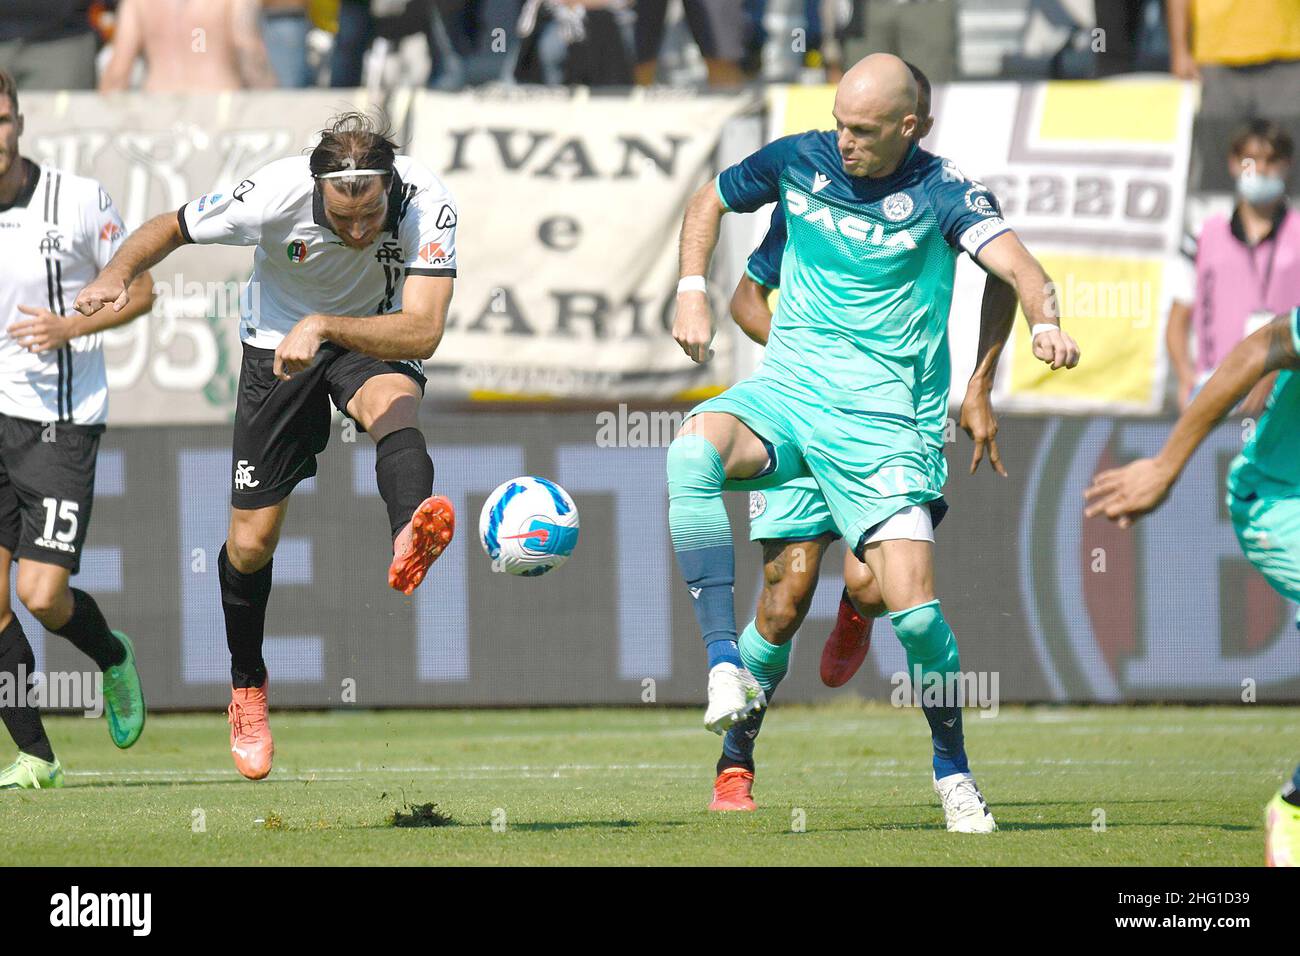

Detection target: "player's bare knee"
[351, 377, 422, 439]
[226, 525, 278, 572]
[16, 578, 70, 626]
[845, 565, 886, 617]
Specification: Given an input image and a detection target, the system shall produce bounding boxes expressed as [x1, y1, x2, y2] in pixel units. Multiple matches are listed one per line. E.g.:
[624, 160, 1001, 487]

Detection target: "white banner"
[409, 87, 755, 402]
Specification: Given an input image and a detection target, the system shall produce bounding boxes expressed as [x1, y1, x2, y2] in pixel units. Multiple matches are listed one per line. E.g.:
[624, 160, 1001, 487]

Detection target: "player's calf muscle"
[757, 537, 826, 643]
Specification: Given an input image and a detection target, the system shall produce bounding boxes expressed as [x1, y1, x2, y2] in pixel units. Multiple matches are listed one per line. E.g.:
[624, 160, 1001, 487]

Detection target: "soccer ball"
[478, 476, 580, 576]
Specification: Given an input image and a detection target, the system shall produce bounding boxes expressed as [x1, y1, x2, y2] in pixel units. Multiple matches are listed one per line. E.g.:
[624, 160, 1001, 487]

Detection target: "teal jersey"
[717, 132, 1008, 419]
[1228, 307, 1300, 498]
[744, 199, 951, 452]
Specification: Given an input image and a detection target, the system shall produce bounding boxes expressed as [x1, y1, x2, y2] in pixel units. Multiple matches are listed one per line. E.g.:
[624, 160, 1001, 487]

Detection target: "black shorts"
[231, 343, 426, 509]
[0, 413, 102, 573]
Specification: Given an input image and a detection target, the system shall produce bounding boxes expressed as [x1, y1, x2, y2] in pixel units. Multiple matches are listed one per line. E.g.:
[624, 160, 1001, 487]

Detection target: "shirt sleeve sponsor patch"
[418, 240, 451, 265]
[963, 187, 999, 217]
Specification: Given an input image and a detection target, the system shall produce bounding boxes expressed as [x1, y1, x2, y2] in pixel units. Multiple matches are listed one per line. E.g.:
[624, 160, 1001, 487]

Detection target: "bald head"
[832, 54, 921, 178]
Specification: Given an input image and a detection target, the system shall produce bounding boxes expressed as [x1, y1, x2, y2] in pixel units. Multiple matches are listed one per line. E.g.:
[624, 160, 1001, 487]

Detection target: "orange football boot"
[819, 590, 874, 687]
[228, 681, 274, 780]
[708, 767, 757, 812]
[388, 495, 456, 595]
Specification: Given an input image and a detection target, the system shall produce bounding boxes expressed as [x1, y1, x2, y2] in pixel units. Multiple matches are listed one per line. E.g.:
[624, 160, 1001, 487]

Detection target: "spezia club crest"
[881, 192, 913, 222]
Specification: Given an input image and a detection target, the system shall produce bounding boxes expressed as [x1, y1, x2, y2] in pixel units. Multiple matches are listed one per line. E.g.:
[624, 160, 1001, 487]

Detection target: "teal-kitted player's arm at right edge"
[1085, 310, 1300, 527]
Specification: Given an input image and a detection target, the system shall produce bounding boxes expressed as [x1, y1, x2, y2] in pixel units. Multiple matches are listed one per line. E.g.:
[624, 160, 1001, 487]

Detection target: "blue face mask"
[1237, 171, 1287, 205]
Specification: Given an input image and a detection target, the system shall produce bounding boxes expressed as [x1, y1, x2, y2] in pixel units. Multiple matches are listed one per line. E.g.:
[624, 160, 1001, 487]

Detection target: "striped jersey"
[0, 159, 127, 425]
[179, 154, 458, 351]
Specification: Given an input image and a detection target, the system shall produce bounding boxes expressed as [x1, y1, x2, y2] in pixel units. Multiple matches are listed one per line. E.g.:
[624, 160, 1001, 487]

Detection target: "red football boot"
[388, 495, 456, 595]
[819, 589, 874, 687]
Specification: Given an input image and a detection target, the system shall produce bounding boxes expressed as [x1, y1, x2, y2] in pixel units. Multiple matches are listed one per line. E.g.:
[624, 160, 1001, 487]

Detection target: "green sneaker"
[103, 630, 145, 749]
[0, 752, 64, 790]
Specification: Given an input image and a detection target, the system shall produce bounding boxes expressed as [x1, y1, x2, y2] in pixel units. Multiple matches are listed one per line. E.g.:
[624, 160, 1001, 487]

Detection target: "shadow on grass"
[809, 820, 1255, 834]
[65, 779, 257, 790]
[507, 819, 691, 832]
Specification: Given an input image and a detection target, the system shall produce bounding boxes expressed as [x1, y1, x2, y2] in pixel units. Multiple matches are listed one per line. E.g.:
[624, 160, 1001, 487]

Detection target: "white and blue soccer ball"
[478, 476, 580, 576]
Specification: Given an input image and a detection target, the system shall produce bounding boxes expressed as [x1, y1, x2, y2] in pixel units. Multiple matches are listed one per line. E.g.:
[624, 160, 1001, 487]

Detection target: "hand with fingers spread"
[273, 314, 325, 380]
[958, 386, 1006, 476]
[9, 305, 81, 354]
[1083, 457, 1175, 529]
[673, 290, 715, 364]
[1031, 325, 1081, 370]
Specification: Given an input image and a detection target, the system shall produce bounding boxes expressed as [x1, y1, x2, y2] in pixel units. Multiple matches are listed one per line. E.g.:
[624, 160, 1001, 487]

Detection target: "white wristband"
[677, 275, 707, 295]
[1030, 323, 1059, 340]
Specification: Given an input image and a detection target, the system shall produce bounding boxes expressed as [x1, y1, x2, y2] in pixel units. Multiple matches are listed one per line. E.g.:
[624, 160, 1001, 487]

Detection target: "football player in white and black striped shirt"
[76, 112, 458, 782]
[0, 71, 156, 790]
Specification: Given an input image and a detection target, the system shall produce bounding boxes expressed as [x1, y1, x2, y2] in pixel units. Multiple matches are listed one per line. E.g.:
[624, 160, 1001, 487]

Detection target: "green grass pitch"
[2, 703, 1291, 866]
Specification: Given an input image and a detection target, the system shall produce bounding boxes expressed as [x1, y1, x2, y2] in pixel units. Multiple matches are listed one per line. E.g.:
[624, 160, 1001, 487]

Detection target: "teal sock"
[721, 621, 790, 766]
[667, 435, 739, 668]
[738, 620, 791, 696]
[890, 600, 968, 778]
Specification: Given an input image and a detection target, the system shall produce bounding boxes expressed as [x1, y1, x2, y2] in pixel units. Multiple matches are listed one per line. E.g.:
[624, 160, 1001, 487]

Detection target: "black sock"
[375, 427, 435, 539]
[716, 755, 755, 775]
[0, 616, 54, 762]
[49, 589, 124, 670]
[218, 544, 273, 689]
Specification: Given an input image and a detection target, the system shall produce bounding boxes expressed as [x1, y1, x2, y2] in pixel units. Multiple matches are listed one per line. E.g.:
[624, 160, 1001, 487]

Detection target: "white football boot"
[704, 662, 767, 734]
[934, 771, 997, 833]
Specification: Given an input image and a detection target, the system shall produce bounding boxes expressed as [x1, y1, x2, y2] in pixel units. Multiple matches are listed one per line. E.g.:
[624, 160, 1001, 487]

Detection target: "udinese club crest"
[881, 192, 914, 222]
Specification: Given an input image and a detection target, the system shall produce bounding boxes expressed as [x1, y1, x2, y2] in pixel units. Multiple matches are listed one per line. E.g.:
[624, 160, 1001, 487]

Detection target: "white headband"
[315, 168, 390, 179]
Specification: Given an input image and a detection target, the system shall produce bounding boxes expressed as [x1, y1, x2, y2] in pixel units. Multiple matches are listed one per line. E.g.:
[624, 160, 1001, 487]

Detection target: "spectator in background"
[840, 0, 956, 84]
[1167, 0, 1300, 90]
[0, 1, 98, 90]
[515, 1, 633, 86]
[330, 0, 375, 87]
[100, 0, 278, 91]
[262, 0, 313, 87]
[802, 0, 850, 81]
[634, 0, 749, 87]
[1168, 0, 1300, 190]
[1167, 121, 1300, 414]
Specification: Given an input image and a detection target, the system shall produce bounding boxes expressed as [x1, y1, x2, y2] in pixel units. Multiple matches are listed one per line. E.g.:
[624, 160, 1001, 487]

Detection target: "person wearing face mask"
[1167, 120, 1300, 414]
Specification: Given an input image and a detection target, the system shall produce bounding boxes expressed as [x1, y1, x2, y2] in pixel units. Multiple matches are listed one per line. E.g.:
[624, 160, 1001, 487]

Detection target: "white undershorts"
[862, 504, 935, 545]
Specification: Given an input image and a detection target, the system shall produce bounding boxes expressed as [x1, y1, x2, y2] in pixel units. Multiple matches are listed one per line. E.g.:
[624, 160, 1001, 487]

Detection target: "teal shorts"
[1228, 490, 1300, 622]
[748, 446, 950, 542]
[690, 374, 940, 550]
